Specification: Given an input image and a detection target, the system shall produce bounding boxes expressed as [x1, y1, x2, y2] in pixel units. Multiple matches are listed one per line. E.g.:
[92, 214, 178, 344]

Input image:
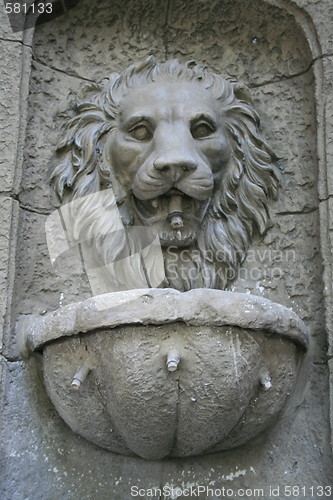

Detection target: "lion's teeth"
[151, 199, 158, 208]
[176, 230, 182, 240]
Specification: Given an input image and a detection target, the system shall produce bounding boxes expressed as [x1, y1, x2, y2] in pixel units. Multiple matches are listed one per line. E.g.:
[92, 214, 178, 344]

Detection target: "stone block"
[325, 84, 333, 198]
[0, 40, 31, 193]
[330, 359, 333, 450]
[0, 196, 19, 352]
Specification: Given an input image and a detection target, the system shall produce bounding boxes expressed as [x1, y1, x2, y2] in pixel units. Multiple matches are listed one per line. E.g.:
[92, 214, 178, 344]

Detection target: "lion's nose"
[153, 157, 197, 182]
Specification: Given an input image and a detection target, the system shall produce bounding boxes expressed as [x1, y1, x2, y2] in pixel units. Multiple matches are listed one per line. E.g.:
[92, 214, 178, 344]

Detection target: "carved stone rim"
[21, 289, 309, 352]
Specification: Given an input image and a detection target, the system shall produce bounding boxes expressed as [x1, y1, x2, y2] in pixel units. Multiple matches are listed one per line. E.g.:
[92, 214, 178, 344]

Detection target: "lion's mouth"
[132, 188, 209, 247]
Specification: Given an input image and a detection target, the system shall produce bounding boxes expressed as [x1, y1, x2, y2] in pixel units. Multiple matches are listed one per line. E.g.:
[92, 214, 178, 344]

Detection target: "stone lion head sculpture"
[52, 57, 279, 292]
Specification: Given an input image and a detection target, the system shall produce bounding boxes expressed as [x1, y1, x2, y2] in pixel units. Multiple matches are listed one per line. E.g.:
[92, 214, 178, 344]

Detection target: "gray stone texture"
[1, 0, 333, 497]
[286, 0, 333, 55]
[327, 94, 333, 198]
[0, 10, 32, 194]
[0, 197, 19, 351]
[21, 289, 308, 351]
[22, 290, 308, 459]
[1, 355, 332, 499]
[0, 41, 23, 193]
[42, 324, 301, 459]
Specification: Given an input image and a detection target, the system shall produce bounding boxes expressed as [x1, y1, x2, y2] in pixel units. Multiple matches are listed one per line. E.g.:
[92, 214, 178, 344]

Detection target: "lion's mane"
[52, 57, 279, 292]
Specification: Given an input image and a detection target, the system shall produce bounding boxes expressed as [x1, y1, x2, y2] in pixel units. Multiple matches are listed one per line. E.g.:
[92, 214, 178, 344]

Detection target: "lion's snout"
[133, 147, 214, 202]
[134, 125, 215, 201]
[153, 151, 198, 183]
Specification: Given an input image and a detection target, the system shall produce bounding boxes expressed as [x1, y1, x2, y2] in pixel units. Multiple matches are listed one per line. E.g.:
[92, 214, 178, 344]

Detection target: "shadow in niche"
[36, 0, 80, 28]
[5, 0, 80, 33]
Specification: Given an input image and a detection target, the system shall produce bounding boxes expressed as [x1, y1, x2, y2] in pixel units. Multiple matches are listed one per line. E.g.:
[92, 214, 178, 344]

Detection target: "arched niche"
[11, 0, 333, 494]
[19, 0, 320, 311]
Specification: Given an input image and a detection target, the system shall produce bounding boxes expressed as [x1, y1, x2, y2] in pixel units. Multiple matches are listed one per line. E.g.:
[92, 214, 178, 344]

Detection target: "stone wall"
[1, 0, 333, 498]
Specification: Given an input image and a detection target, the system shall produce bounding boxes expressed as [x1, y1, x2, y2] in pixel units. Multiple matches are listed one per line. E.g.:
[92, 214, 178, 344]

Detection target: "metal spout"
[168, 195, 183, 228]
[259, 369, 272, 390]
[167, 350, 181, 372]
[71, 360, 91, 390]
[170, 214, 183, 228]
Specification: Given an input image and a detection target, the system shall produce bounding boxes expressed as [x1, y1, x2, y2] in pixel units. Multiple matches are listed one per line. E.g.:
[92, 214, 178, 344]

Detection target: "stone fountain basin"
[25, 288, 308, 460]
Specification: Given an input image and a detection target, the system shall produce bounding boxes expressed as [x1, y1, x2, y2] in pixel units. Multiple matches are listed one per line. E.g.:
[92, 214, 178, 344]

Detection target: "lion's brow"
[189, 112, 217, 126]
[122, 115, 153, 129]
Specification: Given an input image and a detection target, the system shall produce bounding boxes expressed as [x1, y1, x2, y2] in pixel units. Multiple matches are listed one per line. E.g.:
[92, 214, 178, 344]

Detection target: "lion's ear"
[233, 83, 253, 105]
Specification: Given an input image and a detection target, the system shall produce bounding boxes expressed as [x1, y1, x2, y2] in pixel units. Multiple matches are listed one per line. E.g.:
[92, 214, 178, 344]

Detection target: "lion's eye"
[191, 123, 215, 139]
[130, 125, 152, 141]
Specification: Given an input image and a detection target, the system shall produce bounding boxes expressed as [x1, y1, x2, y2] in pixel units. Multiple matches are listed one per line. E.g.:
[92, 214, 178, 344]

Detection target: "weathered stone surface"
[2, 0, 332, 496]
[32, 0, 167, 80]
[18, 288, 308, 460]
[0, 197, 19, 352]
[166, 0, 312, 85]
[231, 209, 326, 360]
[32, 0, 312, 86]
[329, 197, 333, 231]
[19, 61, 84, 211]
[330, 359, 333, 450]
[311, 56, 333, 201]
[0, 41, 28, 193]
[6, 207, 92, 358]
[251, 72, 318, 213]
[12, 209, 92, 315]
[21, 288, 308, 352]
[1, 357, 333, 499]
[324, 59, 333, 198]
[42, 323, 301, 459]
[288, 0, 333, 54]
[319, 199, 333, 358]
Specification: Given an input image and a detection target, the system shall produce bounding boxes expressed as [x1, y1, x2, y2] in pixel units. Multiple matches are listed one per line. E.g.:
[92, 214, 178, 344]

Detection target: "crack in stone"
[30, 43, 333, 89]
[249, 53, 333, 89]
[0, 191, 19, 199]
[169, 375, 181, 456]
[32, 56, 94, 82]
[0, 36, 32, 48]
[319, 194, 333, 202]
[276, 207, 318, 216]
[163, 0, 173, 60]
[0, 193, 55, 216]
[19, 203, 52, 216]
[0, 353, 20, 363]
